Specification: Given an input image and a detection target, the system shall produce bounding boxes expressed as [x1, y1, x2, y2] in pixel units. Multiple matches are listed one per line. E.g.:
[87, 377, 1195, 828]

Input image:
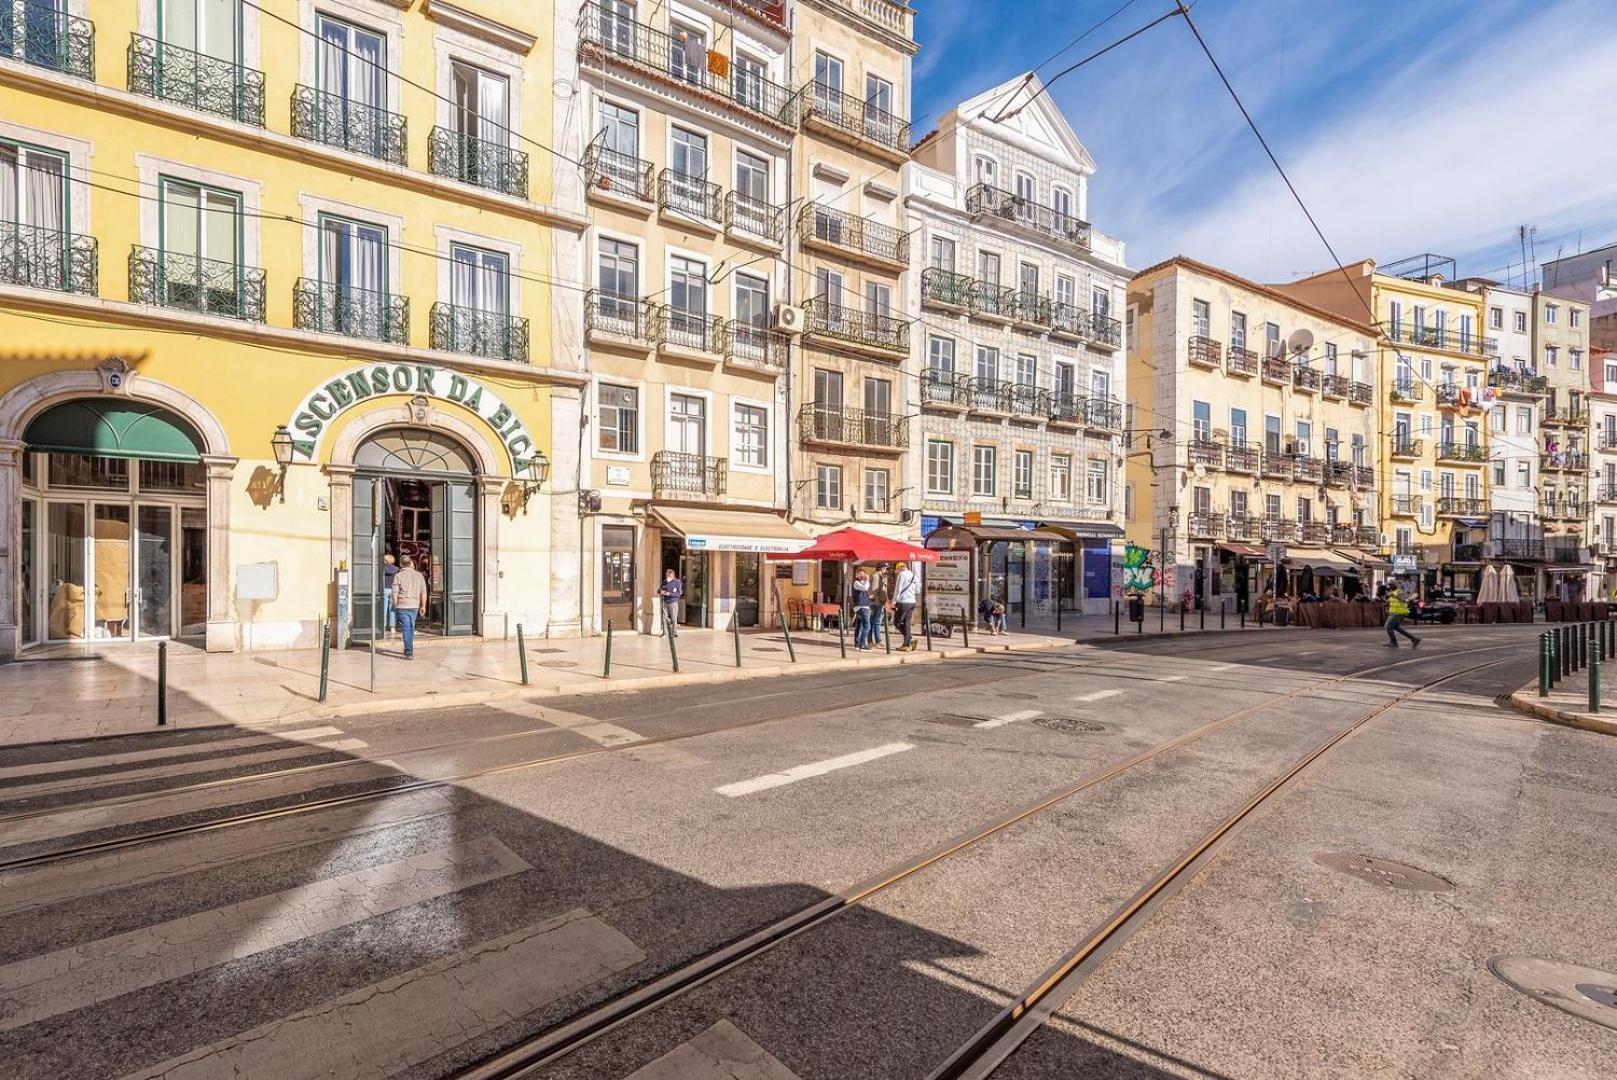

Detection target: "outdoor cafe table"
[807, 602, 841, 630]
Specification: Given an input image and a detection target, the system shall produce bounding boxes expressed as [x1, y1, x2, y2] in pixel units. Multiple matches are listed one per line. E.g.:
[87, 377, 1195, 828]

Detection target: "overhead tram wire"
[985, 0, 1144, 123]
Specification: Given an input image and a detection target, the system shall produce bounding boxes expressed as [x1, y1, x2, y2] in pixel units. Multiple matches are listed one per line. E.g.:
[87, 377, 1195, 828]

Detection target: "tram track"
[452, 641, 1528, 1080]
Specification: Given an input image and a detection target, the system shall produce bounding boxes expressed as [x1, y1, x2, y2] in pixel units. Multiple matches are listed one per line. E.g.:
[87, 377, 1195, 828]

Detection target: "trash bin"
[1274, 605, 1291, 627]
[1128, 595, 1145, 623]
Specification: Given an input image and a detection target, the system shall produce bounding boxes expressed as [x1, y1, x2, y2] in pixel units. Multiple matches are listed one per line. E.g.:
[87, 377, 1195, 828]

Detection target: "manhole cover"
[1312, 852, 1454, 892]
[539, 660, 580, 668]
[1489, 956, 1617, 1032]
[1034, 716, 1104, 734]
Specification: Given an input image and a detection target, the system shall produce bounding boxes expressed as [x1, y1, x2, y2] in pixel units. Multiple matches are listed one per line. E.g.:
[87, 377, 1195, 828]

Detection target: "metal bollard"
[1580, 623, 1588, 670]
[883, 608, 892, 653]
[962, 609, 971, 649]
[516, 624, 530, 686]
[1549, 631, 1559, 686]
[1241, 607, 1247, 630]
[838, 608, 848, 659]
[1562, 625, 1572, 678]
[778, 610, 797, 663]
[1056, 596, 1062, 633]
[604, 620, 614, 678]
[318, 620, 331, 703]
[1200, 604, 1205, 630]
[1540, 634, 1550, 697]
[666, 620, 680, 673]
[1590, 648, 1601, 713]
[157, 641, 168, 726]
[1180, 604, 1185, 632]
[1160, 597, 1165, 632]
[923, 603, 933, 652]
[1221, 601, 1227, 629]
[733, 611, 743, 668]
[1114, 603, 1120, 635]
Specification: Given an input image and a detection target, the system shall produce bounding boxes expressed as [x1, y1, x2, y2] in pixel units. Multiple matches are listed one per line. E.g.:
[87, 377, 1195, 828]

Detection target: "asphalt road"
[1, 624, 1612, 1079]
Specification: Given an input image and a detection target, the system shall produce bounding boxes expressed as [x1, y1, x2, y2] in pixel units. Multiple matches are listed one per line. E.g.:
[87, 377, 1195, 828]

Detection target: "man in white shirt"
[892, 561, 921, 651]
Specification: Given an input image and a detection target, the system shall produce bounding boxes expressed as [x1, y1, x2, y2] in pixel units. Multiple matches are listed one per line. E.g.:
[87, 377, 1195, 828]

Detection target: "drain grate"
[1489, 956, 1617, 1032]
[1034, 716, 1104, 734]
[1312, 852, 1454, 892]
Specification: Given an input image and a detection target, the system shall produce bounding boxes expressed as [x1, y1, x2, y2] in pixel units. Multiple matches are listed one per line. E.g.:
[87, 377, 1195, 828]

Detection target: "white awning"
[650, 506, 814, 554]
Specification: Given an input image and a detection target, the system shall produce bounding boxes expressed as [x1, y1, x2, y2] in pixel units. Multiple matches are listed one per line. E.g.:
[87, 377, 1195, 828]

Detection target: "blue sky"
[911, 0, 1617, 284]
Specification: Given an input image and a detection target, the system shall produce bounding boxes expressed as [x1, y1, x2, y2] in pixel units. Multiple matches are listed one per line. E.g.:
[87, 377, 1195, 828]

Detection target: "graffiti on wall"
[1123, 543, 1156, 593]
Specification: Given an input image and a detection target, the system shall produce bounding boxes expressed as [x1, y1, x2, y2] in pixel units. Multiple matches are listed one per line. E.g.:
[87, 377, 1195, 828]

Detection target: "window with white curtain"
[0, 140, 67, 235]
[162, 0, 241, 63]
[317, 213, 389, 335]
[315, 14, 386, 155]
[450, 61, 512, 185]
[447, 242, 511, 356]
[159, 177, 242, 312]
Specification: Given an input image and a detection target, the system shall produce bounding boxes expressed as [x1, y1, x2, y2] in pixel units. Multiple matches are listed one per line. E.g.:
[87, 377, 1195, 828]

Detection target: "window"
[158, 177, 243, 312]
[1517, 406, 1532, 434]
[813, 50, 843, 102]
[972, 446, 997, 496]
[1014, 172, 1036, 222]
[1489, 306, 1503, 330]
[668, 254, 708, 342]
[734, 271, 769, 335]
[863, 377, 891, 418]
[977, 250, 1000, 285]
[1389, 300, 1403, 336]
[1420, 469, 1433, 492]
[865, 73, 893, 116]
[1545, 303, 1558, 325]
[1090, 368, 1110, 402]
[1050, 454, 1072, 500]
[1351, 433, 1365, 466]
[1265, 493, 1282, 520]
[1325, 427, 1339, 461]
[864, 468, 889, 513]
[1493, 459, 1506, 486]
[733, 403, 768, 468]
[1052, 186, 1073, 226]
[734, 149, 769, 203]
[1264, 321, 1281, 358]
[1091, 284, 1110, 317]
[1297, 497, 1311, 523]
[669, 126, 709, 213]
[1015, 353, 1037, 387]
[1230, 407, 1248, 445]
[1231, 490, 1248, 519]
[928, 235, 955, 271]
[596, 236, 639, 331]
[813, 367, 843, 409]
[1014, 450, 1033, 499]
[815, 266, 843, 303]
[733, 53, 765, 111]
[1514, 310, 1527, 333]
[1571, 349, 1583, 371]
[1265, 414, 1281, 455]
[1491, 407, 1506, 433]
[926, 440, 954, 494]
[927, 335, 955, 375]
[1295, 421, 1312, 457]
[315, 14, 387, 151]
[667, 393, 706, 457]
[670, 23, 708, 84]
[1018, 261, 1039, 298]
[1192, 299, 1210, 338]
[1086, 459, 1108, 504]
[973, 154, 997, 187]
[597, 99, 639, 160]
[1607, 361, 1617, 386]
[1192, 400, 1211, 440]
[975, 345, 999, 384]
[1052, 360, 1076, 402]
[1230, 311, 1247, 350]
[1055, 274, 1075, 310]
[1571, 308, 1583, 328]
[1324, 342, 1338, 375]
[1420, 414, 1433, 437]
[598, 383, 637, 453]
[1546, 345, 1559, 367]
[163, 0, 240, 64]
[450, 60, 511, 158]
[815, 464, 842, 510]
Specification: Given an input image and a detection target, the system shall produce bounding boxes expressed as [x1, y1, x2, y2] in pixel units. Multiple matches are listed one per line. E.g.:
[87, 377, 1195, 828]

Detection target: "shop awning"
[767, 527, 938, 563]
[1289, 554, 1360, 575]
[926, 524, 1070, 546]
[1454, 517, 1489, 528]
[1040, 521, 1125, 539]
[650, 506, 813, 554]
[1217, 542, 1268, 558]
[1334, 548, 1391, 571]
[23, 400, 204, 462]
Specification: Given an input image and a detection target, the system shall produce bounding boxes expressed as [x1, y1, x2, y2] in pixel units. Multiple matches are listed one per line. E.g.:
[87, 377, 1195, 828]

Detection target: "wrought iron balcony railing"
[1544, 405, 1590, 427]
[1089, 312, 1123, 349]
[803, 298, 908, 355]
[1011, 289, 1051, 327]
[293, 279, 408, 344]
[1188, 336, 1222, 368]
[1226, 515, 1258, 541]
[1437, 496, 1486, 517]
[429, 127, 529, 198]
[1542, 449, 1589, 472]
[651, 451, 726, 498]
[1331, 523, 1358, 545]
[1438, 441, 1487, 463]
[657, 168, 721, 222]
[1226, 444, 1260, 473]
[585, 288, 653, 342]
[1327, 460, 1354, 486]
[1261, 355, 1290, 384]
[1189, 438, 1223, 467]
[1356, 525, 1379, 547]
[577, 4, 797, 127]
[1, 0, 94, 79]
[127, 33, 264, 126]
[1598, 484, 1617, 502]
[963, 183, 1092, 249]
[921, 267, 973, 309]
[723, 191, 785, 245]
[1348, 380, 1374, 405]
[290, 84, 407, 165]
[429, 302, 529, 363]
[584, 144, 654, 202]
[128, 245, 265, 322]
[1387, 323, 1496, 357]
[1356, 466, 1375, 488]
[1541, 498, 1585, 521]
[1322, 373, 1350, 398]
[966, 376, 1012, 413]
[1492, 538, 1544, 560]
[1293, 456, 1323, 483]
[1452, 543, 1483, 562]
[1488, 368, 1549, 395]
[1292, 364, 1321, 392]
[1187, 511, 1225, 539]
[1298, 521, 1330, 545]
[798, 403, 908, 449]
[0, 221, 97, 295]
[802, 79, 909, 153]
[1010, 382, 1049, 417]
[1261, 452, 1295, 479]
[1049, 393, 1085, 425]
[1049, 301, 1088, 340]
[1391, 494, 1419, 516]
[798, 203, 908, 265]
[1086, 398, 1123, 432]
[1548, 541, 1587, 563]
[1600, 431, 1617, 451]
[920, 369, 970, 407]
[1434, 383, 1466, 408]
[1226, 347, 1259, 377]
[1393, 539, 1418, 556]
[1391, 376, 1421, 402]
[725, 321, 789, 372]
[653, 303, 724, 354]
[1390, 436, 1422, 458]
[970, 280, 1016, 321]
[1260, 517, 1296, 542]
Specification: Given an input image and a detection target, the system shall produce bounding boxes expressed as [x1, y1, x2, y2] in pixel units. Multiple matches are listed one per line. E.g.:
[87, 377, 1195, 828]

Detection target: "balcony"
[1226, 515, 1258, 541]
[1261, 355, 1290, 385]
[1544, 405, 1590, 428]
[577, 4, 797, 129]
[803, 298, 909, 358]
[920, 369, 970, 411]
[1260, 517, 1296, 543]
[1047, 301, 1086, 341]
[1391, 377, 1421, 403]
[127, 33, 264, 126]
[1489, 367, 1548, 396]
[1011, 289, 1052, 329]
[965, 377, 1011, 416]
[1185, 336, 1222, 370]
[1326, 460, 1354, 487]
[1322, 373, 1349, 399]
[1292, 364, 1321, 393]
[653, 303, 725, 359]
[0, 0, 94, 79]
[1226, 444, 1260, 474]
[128, 245, 265, 322]
[1492, 538, 1544, 560]
[917, 268, 970, 313]
[1009, 382, 1050, 418]
[1600, 431, 1617, 452]
[1088, 312, 1123, 350]
[1298, 522, 1330, 546]
[1542, 449, 1588, 473]
[798, 204, 908, 271]
[1452, 543, 1483, 562]
[1437, 496, 1486, 517]
[963, 183, 1091, 251]
[1389, 437, 1422, 460]
[1548, 541, 1588, 564]
[1598, 484, 1617, 503]
[1086, 398, 1123, 433]
[658, 168, 721, 224]
[290, 85, 407, 165]
[428, 302, 529, 363]
[1437, 441, 1487, 465]
[798, 403, 908, 452]
[1331, 523, 1358, 545]
[1356, 465, 1376, 489]
[1261, 452, 1294, 480]
[584, 144, 655, 205]
[1391, 495, 1420, 517]
[1048, 393, 1084, 427]
[0, 221, 98, 296]
[1189, 438, 1224, 468]
[1356, 525, 1379, 548]
[1434, 383, 1478, 410]
[651, 451, 726, 499]
[801, 80, 910, 160]
[1226, 347, 1259, 378]
[1393, 539, 1418, 557]
[292, 279, 408, 345]
[429, 127, 529, 199]
[1387, 323, 1496, 358]
[1293, 456, 1323, 483]
[724, 321, 789, 373]
[723, 192, 786, 248]
[585, 289, 654, 346]
[1187, 511, 1225, 540]
[1348, 381, 1374, 406]
[969, 280, 1017, 323]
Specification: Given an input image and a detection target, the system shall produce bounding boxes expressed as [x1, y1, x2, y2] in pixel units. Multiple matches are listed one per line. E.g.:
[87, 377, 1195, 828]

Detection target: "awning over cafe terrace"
[649, 506, 813, 554]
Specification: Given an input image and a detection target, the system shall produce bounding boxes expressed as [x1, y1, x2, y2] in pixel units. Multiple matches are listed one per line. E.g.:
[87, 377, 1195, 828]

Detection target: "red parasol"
[765, 527, 940, 563]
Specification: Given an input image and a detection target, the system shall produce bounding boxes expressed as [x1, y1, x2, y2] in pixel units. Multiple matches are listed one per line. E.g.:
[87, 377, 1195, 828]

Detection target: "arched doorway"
[350, 427, 480, 639]
[17, 399, 209, 645]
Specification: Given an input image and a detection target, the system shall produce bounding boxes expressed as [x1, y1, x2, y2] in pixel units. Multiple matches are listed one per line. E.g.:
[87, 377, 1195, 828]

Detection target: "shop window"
[139, 460, 206, 494]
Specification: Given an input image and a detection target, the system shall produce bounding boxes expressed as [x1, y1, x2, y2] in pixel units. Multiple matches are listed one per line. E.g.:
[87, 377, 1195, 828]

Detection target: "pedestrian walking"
[893, 561, 920, 651]
[391, 555, 428, 659]
[1384, 583, 1421, 649]
[657, 568, 683, 638]
[851, 567, 874, 650]
[381, 553, 398, 639]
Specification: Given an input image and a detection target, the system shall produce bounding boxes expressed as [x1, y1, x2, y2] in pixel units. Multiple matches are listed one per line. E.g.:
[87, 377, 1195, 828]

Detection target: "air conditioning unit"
[774, 303, 807, 335]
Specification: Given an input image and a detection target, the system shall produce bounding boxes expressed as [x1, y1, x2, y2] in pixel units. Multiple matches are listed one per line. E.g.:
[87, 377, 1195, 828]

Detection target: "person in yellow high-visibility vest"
[1385, 584, 1422, 649]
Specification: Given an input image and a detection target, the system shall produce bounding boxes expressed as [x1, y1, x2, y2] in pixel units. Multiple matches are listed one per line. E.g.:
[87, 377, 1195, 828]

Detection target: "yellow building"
[1283, 258, 1491, 595]
[0, 1, 586, 658]
[1127, 257, 1380, 609]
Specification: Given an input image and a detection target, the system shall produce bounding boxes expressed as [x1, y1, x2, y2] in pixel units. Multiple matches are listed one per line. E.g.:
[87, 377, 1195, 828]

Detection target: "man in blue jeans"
[381, 553, 398, 638]
[657, 568, 684, 637]
[391, 555, 429, 658]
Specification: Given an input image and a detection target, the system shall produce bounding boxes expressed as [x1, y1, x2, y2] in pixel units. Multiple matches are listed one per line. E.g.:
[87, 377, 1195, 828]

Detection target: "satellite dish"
[1287, 328, 1315, 354]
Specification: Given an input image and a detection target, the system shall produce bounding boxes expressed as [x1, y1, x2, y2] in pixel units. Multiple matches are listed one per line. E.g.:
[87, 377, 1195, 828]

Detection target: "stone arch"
[328, 400, 505, 478]
[0, 366, 231, 455]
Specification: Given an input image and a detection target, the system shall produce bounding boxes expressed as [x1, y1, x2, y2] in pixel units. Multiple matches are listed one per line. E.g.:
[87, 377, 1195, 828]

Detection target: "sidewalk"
[0, 612, 1282, 748]
[1506, 662, 1617, 738]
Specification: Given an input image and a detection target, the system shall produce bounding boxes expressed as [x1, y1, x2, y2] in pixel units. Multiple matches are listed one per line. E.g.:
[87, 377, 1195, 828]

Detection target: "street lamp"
[518, 452, 550, 512]
[270, 425, 295, 503]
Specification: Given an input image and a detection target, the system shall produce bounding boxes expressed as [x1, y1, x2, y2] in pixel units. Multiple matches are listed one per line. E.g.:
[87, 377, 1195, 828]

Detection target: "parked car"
[1410, 598, 1458, 624]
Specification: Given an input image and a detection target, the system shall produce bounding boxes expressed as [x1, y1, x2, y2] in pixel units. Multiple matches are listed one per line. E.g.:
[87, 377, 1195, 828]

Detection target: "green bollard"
[516, 624, 529, 686]
[1590, 649, 1601, 713]
[1549, 632, 1559, 686]
[1562, 626, 1572, 678]
[1540, 634, 1550, 697]
[666, 619, 680, 673]
[733, 611, 743, 668]
[778, 610, 797, 663]
[883, 608, 892, 653]
[962, 608, 970, 649]
[318, 620, 331, 703]
[157, 641, 168, 727]
[604, 620, 614, 678]
[838, 608, 847, 659]
[923, 603, 933, 652]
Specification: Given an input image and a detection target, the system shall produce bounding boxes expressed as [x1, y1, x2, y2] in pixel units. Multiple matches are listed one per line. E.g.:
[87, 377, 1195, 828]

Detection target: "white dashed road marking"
[1075, 689, 1124, 703]
[715, 743, 914, 797]
[974, 710, 1041, 729]
[1161, 675, 1186, 682]
[1209, 664, 1237, 672]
